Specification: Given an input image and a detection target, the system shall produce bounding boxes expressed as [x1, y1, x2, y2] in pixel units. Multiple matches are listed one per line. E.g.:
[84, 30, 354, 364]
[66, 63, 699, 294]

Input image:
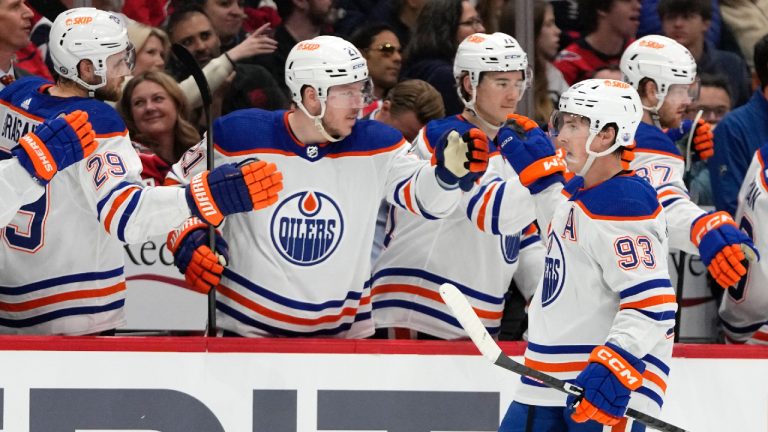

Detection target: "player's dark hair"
[657, 0, 712, 21]
[755, 33, 768, 90]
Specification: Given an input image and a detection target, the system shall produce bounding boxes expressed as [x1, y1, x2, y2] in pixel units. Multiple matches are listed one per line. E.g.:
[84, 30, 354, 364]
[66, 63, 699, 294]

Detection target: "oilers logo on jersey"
[542, 230, 566, 307]
[500, 233, 521, 264]
[270, 190, 344, 266]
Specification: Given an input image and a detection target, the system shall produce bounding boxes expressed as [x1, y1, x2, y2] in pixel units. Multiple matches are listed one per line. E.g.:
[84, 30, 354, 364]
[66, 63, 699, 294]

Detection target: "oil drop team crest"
[270, 191, 344, 266]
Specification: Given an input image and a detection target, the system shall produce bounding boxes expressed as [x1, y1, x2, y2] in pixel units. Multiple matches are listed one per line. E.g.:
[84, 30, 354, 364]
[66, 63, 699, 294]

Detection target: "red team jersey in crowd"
[721, 145, 768, 344]
[514, 175, 676, 418]
[167, 109, 462, 337]
[0, 76, 192, 335]
[371, 115, 544, 339]
[554, 38, 633, 85]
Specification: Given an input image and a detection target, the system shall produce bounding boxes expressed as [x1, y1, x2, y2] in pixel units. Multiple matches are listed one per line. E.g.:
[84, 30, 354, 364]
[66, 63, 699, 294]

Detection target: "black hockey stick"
[172, 43, 217, 337]
[439, 283, 689, 432]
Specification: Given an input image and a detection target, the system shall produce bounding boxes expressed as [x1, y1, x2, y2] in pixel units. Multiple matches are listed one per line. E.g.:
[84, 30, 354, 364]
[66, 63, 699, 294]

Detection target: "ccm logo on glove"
[592, 347, 642, 389]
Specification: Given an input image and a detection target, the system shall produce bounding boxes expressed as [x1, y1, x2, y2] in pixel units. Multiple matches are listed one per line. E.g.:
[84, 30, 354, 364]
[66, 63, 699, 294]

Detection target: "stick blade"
[439, 283, 502, 362]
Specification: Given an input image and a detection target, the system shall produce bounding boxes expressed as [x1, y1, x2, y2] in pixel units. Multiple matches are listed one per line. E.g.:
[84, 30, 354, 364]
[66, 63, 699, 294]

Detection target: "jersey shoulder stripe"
[634, 122, 682, 158]
[571, 174, 662, 220]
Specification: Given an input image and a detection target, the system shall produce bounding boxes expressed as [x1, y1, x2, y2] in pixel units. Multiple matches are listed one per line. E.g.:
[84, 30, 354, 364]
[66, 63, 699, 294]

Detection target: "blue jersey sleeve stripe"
[620, 279, 673, 299]
[392, 176, 410, 210]
[466, 181, 492, 220]
[642, 353, 671, 375]
[370, 267, 504, 304]
[631, 308, 677, 322]
[660, 197, 684, 207]
[116, 190, 142, 242]
[0, 267, 124, 295]
[490, 181, 506, 235]
[217, 302, 362, 337]
[96, 181, 138, 218]
[636, 386, 664, 408]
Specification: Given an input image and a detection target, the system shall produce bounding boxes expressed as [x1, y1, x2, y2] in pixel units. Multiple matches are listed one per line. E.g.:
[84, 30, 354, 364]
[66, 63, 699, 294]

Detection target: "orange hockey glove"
[692, 211, 759, 288]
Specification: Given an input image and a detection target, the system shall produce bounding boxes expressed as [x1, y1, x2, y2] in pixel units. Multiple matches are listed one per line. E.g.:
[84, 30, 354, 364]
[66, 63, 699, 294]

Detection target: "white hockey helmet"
[285, 35, 370, 141]
[620, 35, 697, 112]
[49, 8, 134, 93]
[550, 79, 642, 176]
[453, 33, 530, 111]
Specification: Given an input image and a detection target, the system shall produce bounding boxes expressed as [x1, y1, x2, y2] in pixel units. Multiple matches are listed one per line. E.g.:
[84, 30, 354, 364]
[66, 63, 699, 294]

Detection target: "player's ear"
[597, 125, 617, 151]
[76, 59, 95, 82]
[638, 78, 659, 106]
[300, 85, 322, 115]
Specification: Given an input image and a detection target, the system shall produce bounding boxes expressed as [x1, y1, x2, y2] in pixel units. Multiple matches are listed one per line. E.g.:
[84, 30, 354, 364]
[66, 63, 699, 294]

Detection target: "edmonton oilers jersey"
[720, 145, 768, 344]
[168, 109, 461, 337]
[632, 122, 706, 254]
[0, 77, 192, 335]
[371, 115, 544, 339]
[516, 174, 676, 417]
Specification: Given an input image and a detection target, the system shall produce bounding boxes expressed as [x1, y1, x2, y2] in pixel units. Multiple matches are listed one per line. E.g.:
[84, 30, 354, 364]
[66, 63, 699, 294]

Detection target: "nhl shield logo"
[306, 145, 319, 159]
[270, 190, 344, 266]
[541, 231, 566, 307]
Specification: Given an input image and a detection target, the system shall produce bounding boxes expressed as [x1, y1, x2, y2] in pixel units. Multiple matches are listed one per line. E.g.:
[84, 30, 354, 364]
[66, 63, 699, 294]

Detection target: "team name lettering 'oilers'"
[541, 231, 565, 307]
[720, 145, 768, 344]
[166, 108, 461, 338]
[270, 191, 342, 266]
[371, 115, 543, 340]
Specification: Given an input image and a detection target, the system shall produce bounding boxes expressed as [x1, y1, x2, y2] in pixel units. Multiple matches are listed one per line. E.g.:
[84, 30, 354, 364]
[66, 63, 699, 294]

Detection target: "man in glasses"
[350, 24, 403, 118]
[0, 8, 283, 335]
[370, 32, 544, 340]
[620, 35, 758, 292]
[165, 35, 489, 338]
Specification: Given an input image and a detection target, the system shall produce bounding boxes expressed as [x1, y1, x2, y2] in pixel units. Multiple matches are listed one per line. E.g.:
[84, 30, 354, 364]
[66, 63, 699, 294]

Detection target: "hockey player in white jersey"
[0, 110, 96, 226]
[370, 32, 544, 339]
[719, 144, 768, 344]
[0, 8, 283, 335]
[496, 80, 675, 431]
[166, 35, 489, 338]
[620, 35, 758, 289]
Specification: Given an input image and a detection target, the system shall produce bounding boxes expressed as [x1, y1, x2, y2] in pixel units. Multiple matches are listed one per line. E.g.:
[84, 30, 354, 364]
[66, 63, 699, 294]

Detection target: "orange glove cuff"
[691, 211, 737, 247]
[518, 155, 566, 186]
[588, 345, 643, 391]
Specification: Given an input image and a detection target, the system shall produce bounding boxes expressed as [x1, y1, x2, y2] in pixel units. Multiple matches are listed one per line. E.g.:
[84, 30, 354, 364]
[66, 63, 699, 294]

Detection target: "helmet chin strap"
[297, 100, 343, 143]
[577, 132, 622, 177]
[642, 92, 665, 129]
[461, 89, 501, 134]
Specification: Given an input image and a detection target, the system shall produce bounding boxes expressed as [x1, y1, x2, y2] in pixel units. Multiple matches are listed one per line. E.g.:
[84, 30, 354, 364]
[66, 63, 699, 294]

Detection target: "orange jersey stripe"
[103, 187, 139, 233]
[575, 200, 662, 221]
[217, 284, 366, 326]
[371, 283, 502, 320]
[95, 129, 129, 139]
[476, 182, 500, 231]
[643, 369, 668, 393]
[634, 148, 685, 161]
[403, 179, 415, 213]
[620, 294, 677, 310]
[524, 357, 587, 373]
[0, 282, 125, 312]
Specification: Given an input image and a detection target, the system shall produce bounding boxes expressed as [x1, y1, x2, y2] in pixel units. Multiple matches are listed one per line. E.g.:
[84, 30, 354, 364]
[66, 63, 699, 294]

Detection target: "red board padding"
[0, 337, 764, 358]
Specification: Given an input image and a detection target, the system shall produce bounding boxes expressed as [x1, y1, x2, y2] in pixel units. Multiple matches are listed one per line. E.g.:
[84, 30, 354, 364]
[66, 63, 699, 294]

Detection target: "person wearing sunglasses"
[350, 24, 403, 118]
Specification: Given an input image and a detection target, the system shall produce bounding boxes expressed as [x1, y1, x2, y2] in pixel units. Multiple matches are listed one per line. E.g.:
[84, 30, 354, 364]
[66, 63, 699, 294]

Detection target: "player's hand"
[497, 113, 565, 193]
[692, 211, 760, 288]
[12, 110, 96, 184]
[167, 217, 230, 294]
[567, 343, 645, 426]
[432, 128, 489, 191]
[665, 119, 714, 161]
[185, 159, 283, 226]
